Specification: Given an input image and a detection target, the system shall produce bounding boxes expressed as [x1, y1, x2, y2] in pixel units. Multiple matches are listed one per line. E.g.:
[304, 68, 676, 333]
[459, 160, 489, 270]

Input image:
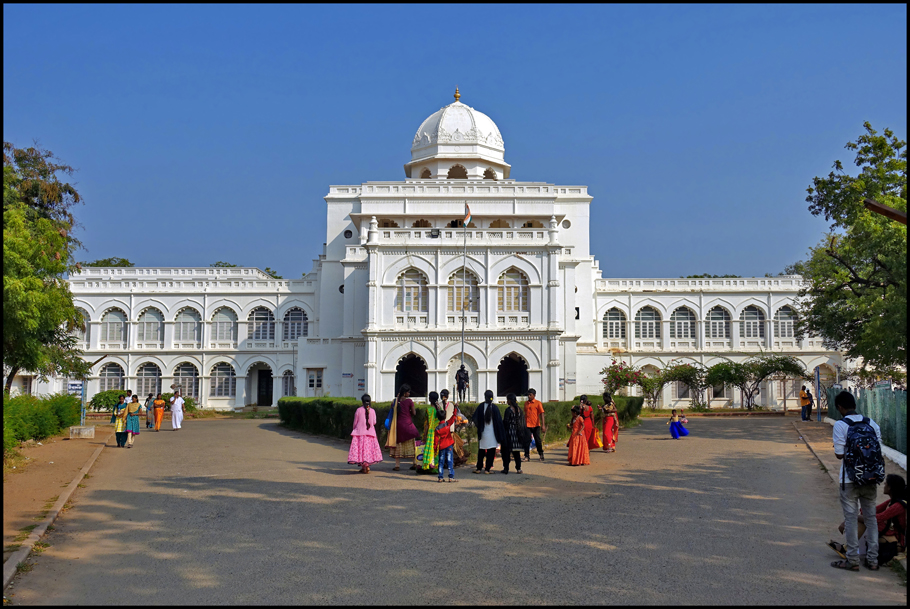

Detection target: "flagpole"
[461, 206, 467, 373]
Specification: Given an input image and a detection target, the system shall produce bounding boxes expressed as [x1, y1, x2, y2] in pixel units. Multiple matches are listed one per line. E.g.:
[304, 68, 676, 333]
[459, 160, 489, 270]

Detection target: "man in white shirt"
[831, 391, 882, 571]
[170, 390, 185, 431]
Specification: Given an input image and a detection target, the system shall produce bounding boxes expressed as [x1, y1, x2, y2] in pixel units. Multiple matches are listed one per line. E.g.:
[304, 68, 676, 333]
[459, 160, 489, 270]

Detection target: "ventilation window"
[343, 229, 353, 239]
[412, 219, 431, 228]
[447, 164, 468, 179]
[562, 220, 571, 229]
[483, 168, 497, 180]
[489, 219, 510, 228]
[521, 220, 544, 228]
[420, 168, 432, 179]
[378, 219, 399, 228]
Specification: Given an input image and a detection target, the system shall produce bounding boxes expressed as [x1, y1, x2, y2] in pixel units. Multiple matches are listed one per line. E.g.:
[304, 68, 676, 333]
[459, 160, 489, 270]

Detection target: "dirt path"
[3, 426, 113, 564]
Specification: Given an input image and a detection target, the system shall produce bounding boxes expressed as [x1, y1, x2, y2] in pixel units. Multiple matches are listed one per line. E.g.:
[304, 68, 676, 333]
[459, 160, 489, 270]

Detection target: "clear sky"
[4, 4, 906, 279]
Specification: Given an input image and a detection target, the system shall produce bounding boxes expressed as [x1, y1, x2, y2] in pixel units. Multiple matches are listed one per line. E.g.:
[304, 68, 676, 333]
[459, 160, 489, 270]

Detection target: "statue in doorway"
[455, 364, 470, 404]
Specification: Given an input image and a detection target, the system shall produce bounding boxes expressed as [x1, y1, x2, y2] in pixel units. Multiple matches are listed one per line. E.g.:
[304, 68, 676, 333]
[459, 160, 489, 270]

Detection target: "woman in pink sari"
[348, 394, 383, 473]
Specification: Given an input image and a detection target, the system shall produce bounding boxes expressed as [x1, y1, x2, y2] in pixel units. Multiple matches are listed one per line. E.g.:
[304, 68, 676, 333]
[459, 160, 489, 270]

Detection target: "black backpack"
[841, 416, 886, 490]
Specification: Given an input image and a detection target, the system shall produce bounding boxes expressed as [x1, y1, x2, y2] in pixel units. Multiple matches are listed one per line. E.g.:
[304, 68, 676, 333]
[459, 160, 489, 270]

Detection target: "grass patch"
[32, 541, 49, 554]
[33, 511, 49, 521]
[13, 525, 37, 543]
[818, 463, 828, 472]
[16, 561, 33, 573]
[4, 544, 22, 552]
[83, 473, 91, 479]
[46, 525, 55, 532]
[77, 483, 85, 488]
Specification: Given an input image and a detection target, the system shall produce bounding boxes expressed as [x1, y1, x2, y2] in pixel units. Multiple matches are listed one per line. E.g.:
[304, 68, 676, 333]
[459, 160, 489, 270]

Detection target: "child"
[435, 407, 457, 482]
[668, 409, 689, 440]
[348, 394, 383, 473]
[679, 409, 689, 424]
[567, 405, 590, 466]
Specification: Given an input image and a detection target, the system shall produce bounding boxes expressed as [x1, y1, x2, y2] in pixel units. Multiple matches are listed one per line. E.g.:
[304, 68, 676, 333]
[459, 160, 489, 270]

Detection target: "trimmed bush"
[162, 392, 198, 413]
[88, 389, 127, 412]
[3, 392, 83, 459]
[278, 395, 644, 463]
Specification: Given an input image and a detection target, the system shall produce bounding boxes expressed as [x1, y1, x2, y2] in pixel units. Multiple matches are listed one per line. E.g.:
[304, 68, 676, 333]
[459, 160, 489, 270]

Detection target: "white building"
[11, 91, 844, 408]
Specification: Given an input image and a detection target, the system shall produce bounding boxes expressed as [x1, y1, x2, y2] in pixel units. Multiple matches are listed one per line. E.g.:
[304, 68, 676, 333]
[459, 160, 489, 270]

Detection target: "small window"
[483, 168, 497, 180]
[562, 220, 571, 229]
[521, 220, 544, 228]
[343, 229, 353, 239]
[712, 384, 727, 399]
[412, 219, 431, 228]
[489, 219, 510, 228]
[420, 168, 432, 179]
[378, 219, 399, 228]
[447, 164, 468, 179]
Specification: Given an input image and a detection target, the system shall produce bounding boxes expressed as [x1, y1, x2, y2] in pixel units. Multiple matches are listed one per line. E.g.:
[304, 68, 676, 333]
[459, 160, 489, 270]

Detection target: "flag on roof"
[464, 204, 472, 226]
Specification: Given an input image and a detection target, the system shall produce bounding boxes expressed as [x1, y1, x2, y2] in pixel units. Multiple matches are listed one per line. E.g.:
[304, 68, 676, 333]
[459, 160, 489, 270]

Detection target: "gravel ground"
[6, 417, 906, 605]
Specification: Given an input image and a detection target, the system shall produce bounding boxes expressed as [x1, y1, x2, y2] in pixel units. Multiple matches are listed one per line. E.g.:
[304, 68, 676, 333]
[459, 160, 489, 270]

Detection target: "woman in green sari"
[420, 391, 444, 474]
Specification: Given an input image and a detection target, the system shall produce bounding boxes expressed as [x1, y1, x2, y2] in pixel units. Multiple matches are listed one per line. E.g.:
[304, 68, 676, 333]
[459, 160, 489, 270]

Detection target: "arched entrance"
[247, 362, 273, 406]
[395, 353, 428, 398]
[497, 353, 529, 397]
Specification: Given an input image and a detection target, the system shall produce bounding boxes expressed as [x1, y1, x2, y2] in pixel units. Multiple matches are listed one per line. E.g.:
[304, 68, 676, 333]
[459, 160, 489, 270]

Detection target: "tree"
[3, 142, 90, 394]
[82, 257, 134, 267]
[600, 359, 642, 395]
[263, 267, 283, 279]
[662, 361, 709, 408]
[706, 354, 807, 411]
[838, 364, 907, 390]
[210, 261, 238, 268]
[790, 123, 906, 370]
[638, 373, 667, 411]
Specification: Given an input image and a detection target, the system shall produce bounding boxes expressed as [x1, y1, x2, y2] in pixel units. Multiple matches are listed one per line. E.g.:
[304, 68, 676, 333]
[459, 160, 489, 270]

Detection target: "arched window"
[395, 269, 428, 313]
[521, 220, 544, 228]
[412, 219, 431, 228]
[706, 306, 731, 339]
[420, 168, 432, 179]
[448, 219, 476, 228]
[634, 307, 661, 339]
[210, 363, 236, 397]
[74, 308, 89, 342]
[211, 307, 237, 341]
[136, 363, 161, 397]
[447, 164, 468, 179]
[489, 219, 510, 228]
[498, 268, 529, 312]
[740, 306, 766, 338]
[483, 168, 497, 180]
[248, 307, 275, 340]
[137, 308, 163, 342]
[175, 308, 201, 342]
[283, 308, 308, 340]
[670, 307, 696, 339]
[282, 370, 296, 397]
[99, 363, 124, 392]
[603, 308, 626, 339]
[100, 309, 127, 342]
[378, 219, 399, 228]
[173, 362, 199, 399]
[448, 269, 480, 312]
[774, 306, 796, 338]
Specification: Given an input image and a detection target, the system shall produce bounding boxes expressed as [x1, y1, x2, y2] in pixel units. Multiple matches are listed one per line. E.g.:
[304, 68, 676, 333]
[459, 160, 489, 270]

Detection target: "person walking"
[144, 393, 154, 429]
[170, 390, 185, 431]
[420, 391, 444, 474]
[799, 385, 811, 421]
[523, 388, 546, 462]
[472, 390, 504, 475]
[600, 392, 619, 452]
[668, 409, 689, 439]
[112, 395, 128, 448]
[580, 395, 601, 450]
[125, 395, 142, 448]
[830, 391, 884, 571]
[386, 384, 420, 472]
[348, 394, 383, 473]
[152, 393, 166, 431]
[501, 393, 529, 475]
[567, 405, 590, 466]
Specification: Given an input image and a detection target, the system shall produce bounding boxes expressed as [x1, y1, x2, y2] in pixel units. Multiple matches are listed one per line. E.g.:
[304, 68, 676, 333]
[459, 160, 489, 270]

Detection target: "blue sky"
[4, 4, 906, 278]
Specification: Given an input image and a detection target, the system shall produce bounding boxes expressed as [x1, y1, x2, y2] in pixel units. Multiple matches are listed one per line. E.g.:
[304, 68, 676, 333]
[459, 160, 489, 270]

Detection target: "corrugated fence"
[827, 387, 907, 455]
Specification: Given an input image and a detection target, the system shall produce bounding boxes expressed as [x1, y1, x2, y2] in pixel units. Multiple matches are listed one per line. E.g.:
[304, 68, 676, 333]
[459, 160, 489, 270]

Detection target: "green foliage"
[88, 389, 126, 412]
[3, 392, 81, 458]
[601, 359, 642, 395]
[662, 361, 709, 407]
[81, 257, 134, 267]
[793, 123, 906, 369]
[683, 274, 742, 278]
[839, 364, 907, 390]
[162, 392, 198, 412]
[210, 261, 239, 268]
[3, 142, 90, 394]
[262, 267, 283, 279]
[706, 354, 807, 411]
[638, 373, 668, 411]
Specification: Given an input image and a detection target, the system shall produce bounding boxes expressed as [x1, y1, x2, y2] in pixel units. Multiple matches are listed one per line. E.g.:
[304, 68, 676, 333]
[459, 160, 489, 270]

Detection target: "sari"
[567, 416, 590, 466]
[420, 405, 442, 471]
[602, 405, 618, 451]
[153, 399, 166, 431]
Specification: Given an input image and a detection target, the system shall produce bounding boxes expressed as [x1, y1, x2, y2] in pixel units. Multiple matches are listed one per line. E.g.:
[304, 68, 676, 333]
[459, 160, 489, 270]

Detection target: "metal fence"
[827, 387, 908, 455]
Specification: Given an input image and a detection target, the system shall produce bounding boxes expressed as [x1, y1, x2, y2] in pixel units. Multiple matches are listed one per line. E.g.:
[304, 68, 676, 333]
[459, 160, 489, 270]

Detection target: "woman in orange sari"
[567, 405, 590, 466]
[153, 393, 166, 431]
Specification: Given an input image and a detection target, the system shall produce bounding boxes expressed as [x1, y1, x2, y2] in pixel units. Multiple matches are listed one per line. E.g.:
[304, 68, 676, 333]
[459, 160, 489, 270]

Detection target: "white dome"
[411, 100, 505, 153]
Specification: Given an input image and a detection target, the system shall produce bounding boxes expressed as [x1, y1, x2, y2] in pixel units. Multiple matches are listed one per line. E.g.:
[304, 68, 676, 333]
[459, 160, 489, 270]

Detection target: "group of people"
[110, 388, 186, 449]
[566, 393, 621, 466]
[799, 385, 815, 421]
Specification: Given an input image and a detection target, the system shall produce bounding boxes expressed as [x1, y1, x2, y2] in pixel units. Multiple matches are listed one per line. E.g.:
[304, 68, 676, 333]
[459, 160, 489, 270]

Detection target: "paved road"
[7, 418, 906, 605]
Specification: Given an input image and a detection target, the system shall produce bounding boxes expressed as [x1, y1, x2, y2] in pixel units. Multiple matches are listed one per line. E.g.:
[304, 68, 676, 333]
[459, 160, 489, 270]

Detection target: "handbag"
[384, 398, 396, 431]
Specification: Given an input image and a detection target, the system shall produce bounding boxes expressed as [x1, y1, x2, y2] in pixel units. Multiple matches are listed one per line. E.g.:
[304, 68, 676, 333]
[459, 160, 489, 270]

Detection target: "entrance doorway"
[257, 369, 273, 406]
[395, 353, 428, 398]
[497, 353, 529, 397]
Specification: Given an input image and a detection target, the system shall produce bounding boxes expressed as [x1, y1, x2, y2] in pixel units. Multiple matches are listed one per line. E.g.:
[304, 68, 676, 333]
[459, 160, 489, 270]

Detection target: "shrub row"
[88, 389, 197, 412]
[3, 393, 82, 458]
[278, 395, 643, 463]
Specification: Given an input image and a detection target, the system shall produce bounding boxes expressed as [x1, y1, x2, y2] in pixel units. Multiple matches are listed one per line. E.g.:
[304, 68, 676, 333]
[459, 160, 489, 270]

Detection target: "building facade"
[13, 93, 844, 408]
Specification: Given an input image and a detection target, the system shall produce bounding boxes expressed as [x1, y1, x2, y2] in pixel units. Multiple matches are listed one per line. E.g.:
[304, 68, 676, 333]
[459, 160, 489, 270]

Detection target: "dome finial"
[454, 86, 460, 103]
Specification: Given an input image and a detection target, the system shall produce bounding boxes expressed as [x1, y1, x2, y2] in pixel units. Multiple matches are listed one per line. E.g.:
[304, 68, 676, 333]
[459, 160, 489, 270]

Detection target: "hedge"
[278, 395, 643, 464]
[4, 392, 82, 458]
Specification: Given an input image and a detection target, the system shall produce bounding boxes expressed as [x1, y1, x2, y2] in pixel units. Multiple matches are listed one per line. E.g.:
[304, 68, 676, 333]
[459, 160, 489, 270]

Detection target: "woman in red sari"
[600, 392, 619, 452]
[580, 395, 600, 450]
[567, 405, 590, 466]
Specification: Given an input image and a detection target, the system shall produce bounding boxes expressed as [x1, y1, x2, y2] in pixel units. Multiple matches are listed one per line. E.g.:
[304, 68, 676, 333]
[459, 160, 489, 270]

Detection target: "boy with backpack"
[830, 391, 885, 571]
